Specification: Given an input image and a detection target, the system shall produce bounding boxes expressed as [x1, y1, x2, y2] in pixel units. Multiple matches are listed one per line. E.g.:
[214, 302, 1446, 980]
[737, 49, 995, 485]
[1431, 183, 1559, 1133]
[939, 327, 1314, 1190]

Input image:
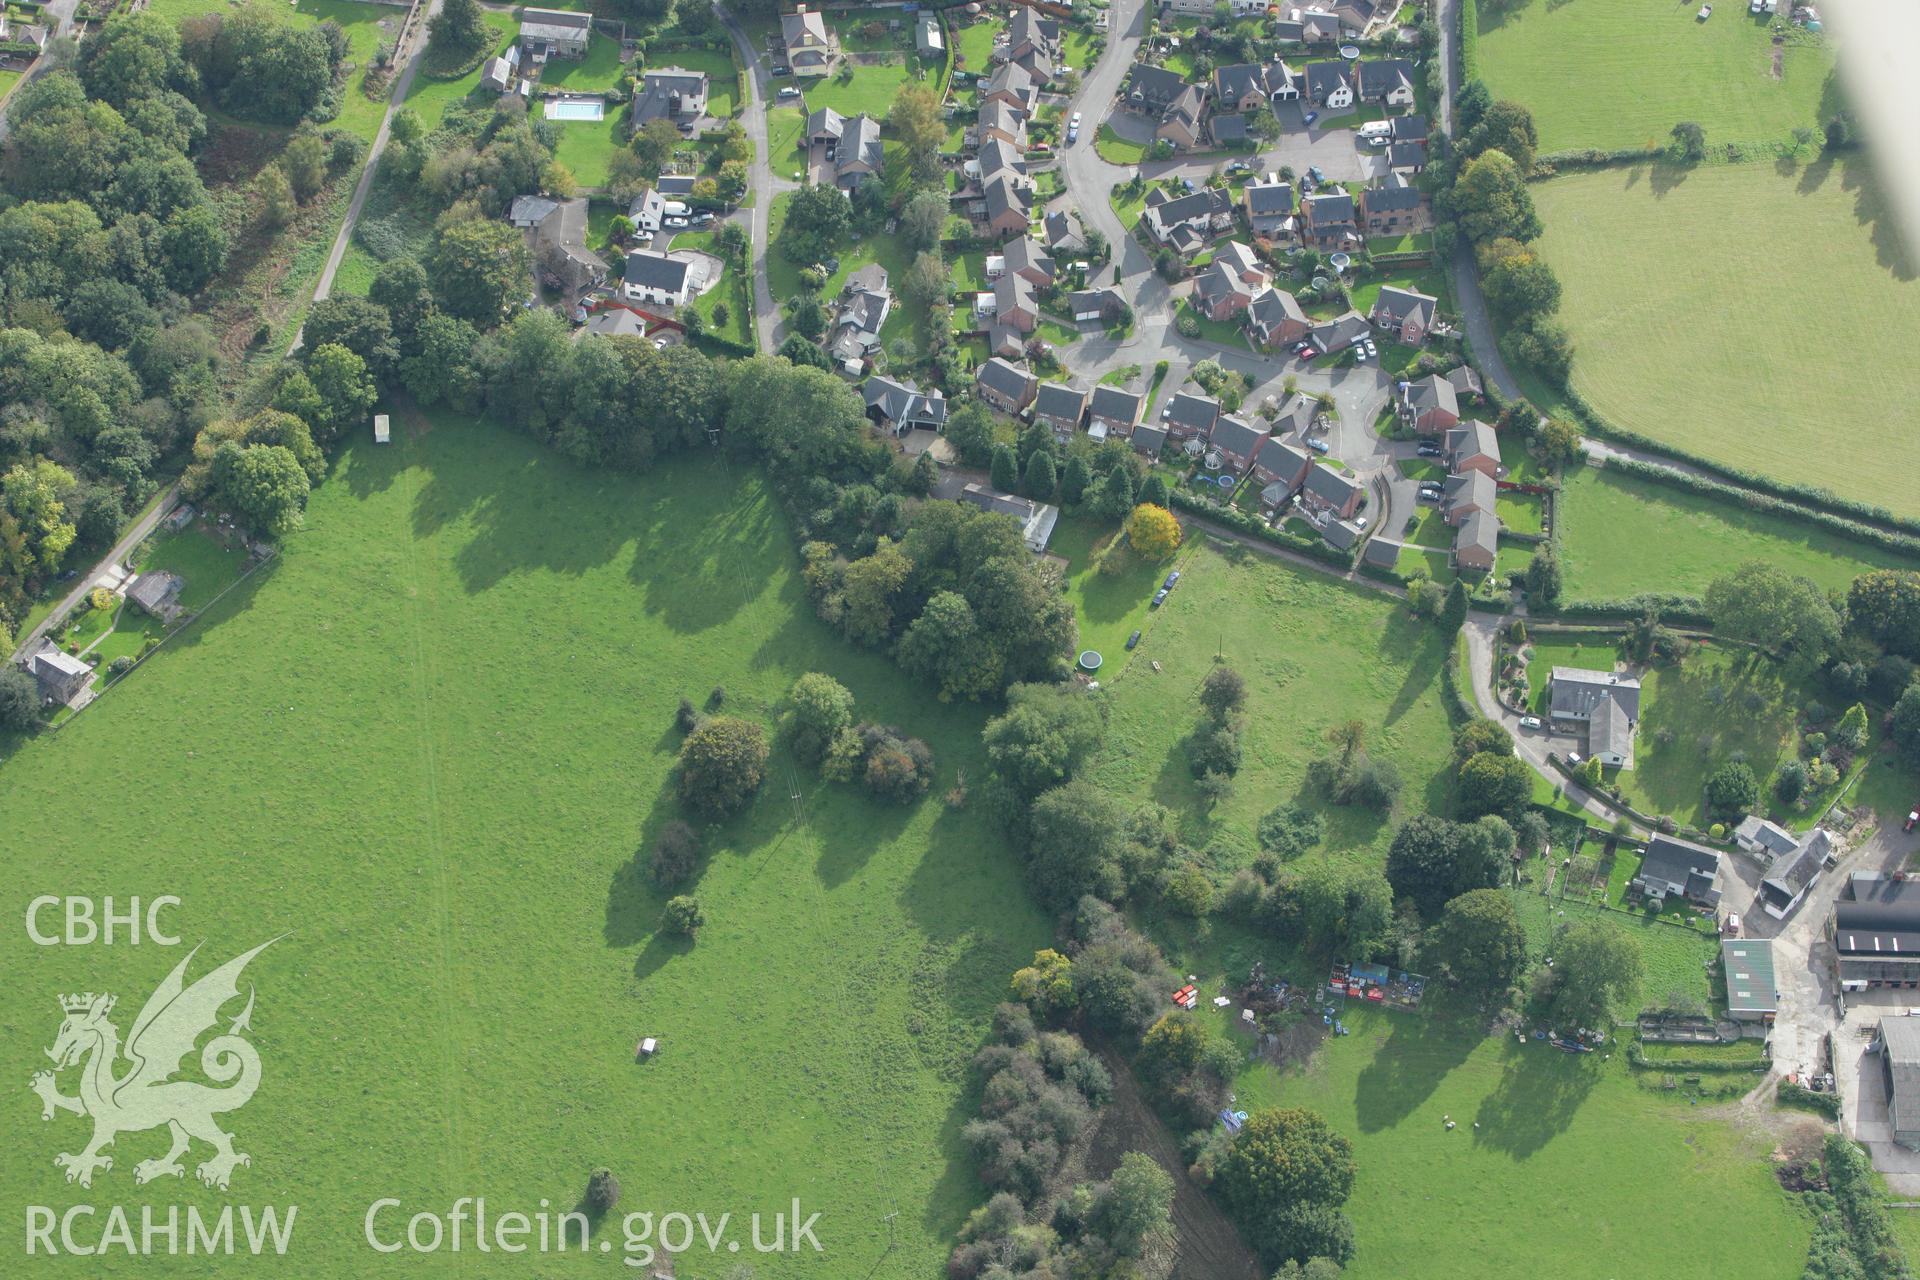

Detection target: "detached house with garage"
[1369, 284, 1439, 344]
[1033, 382, 1090, 439]
[1303, 61, 1354, 110]
[1247, 286, 1311, 350]
[622, 249, 697, 306]
[1004, 235, 1056, 287]
[1254, 435, 1313, 493]
[1162, 391, 1220, 441]
[1300, 192, 1362, 251]
[1361, 175, 1430, 240]
[1244, 179, 1295, 240]
[1629, 836, 1723, 911]
[1125, 63, 1188, 113]
[1453, 510, 1499, 573]
[1157, 83, 1210, 151]
[1300, 463, 1364, 520]
[1087, 385, 1145, 440]
[1445, 420, 1500, 477]
[864, 376, 947, 435]
[1400, 372, 1460, 434]
[633, 67, 709, 126]
[1441, 469, 1495, 527]
[781, 5, 838, 77]
[1550, 667, 1641, 768]
[975, 357, 1037, 415]
[1356, 57, 1415, 107]
[519, 8, 591, 61]
[1143, 187, 1233, 253]
[1192, 242, 1269, 322]
[1208, 414, 1271, 472]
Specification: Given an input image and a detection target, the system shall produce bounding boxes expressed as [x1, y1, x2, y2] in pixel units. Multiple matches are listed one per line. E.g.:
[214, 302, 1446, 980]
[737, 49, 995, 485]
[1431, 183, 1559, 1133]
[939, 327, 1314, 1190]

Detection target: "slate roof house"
[480, 55, 515, 94]
[1549, 666, 1641, 767]
[975, 357, 1037, 414]
[128, 570, 185, 619]
[1004, 235, 1056, 286]
[1303, 61, 1354, 109]
[1453, 509, 1499, 575]
[806, 106, 846, 146]
[1391, 113, 1429, 143]
[1388, 140, 1428, 173]
[1210, 113, 1249, 147]
[511, 196, 608, 296]
[1833, 874, 1920, 989]
[1142, 187, 1232, 251]
[977, 136, 1029, 184]
[1043, 210, 1087, 255]
[961, 483, 1058, 554]
[1247, 286, 1310, 350]
[1161, 392, 1220, 441]
[1628, 836, 1722, 911]
[519, 8, 591, 61]
[1087, 385, 1145, 439]
[1300, 192, 1361, 251]
[983, 60, 1040, 115]
[1441, 469, 1495, 526]
[1445, 420, 1500, 477]
[1361, 177, 1430, 241]
[1157, 84, 1210, 151]
[1369, 284, 1439, 344]
[992, 273, 1039, 334]
[1300, 463, 1363, 519]
[1356, 57, 1415, 106]
[1069, 286, 1127, 325]
[864, 376, 948, 435]
[834, 114, 885, 188]
[1209, 414, 1271, 472]
[1877, 1017, 1920, 1148]
[980, 171, 1035, 240]
[1759, 829, 1831, 920]
[1244, 180, 1295, 239]
[1735, 816, 1800, 863]
[25, 644, 91, 706]
[581, 307, 649, 339]
[828, 264, 892, 370]
[1192, 242, 1269, 322]
[1254, 436, 1313, 491]
[1212, 62, 1280, 113]
[622, 249, 696, 306]
[1132, 421, 1170, 458]
[979, 99, 1028, 148]
[1309, 310, 1371, 356]
[633, 67, 709, 125]
[1126, 63, 1188, 112]
[1033, 382, 1090, 438]
[1400, 372, 1460, 434]
[781, 5, 838, 77]
[1268, 391, 1319, 440]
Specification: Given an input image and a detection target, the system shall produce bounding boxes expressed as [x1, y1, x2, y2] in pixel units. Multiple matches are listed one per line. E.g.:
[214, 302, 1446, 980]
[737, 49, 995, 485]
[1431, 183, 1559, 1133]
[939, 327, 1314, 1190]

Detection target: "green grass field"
[1047, 515, 1182, 666]
[1531, 162, 1920, 518]
[0, 413, 1050, 1277]
[1476, 0, 1834, 152]
[769, 192, 917, 355]
[1558, 464, 1920, 599]
[546, 104, 631, 187]
[1209, 1000, 1801, 1280]
[540, 32, 626, 91]
[404, 19, 514, 129]
[1088, 537, 1458, 864]
[801, 61, 916, 119]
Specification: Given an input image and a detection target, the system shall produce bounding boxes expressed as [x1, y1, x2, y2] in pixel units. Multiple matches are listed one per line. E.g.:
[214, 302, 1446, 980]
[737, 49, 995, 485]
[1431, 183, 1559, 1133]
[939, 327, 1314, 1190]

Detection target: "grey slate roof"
[1248, 286, 1307, 339]
[1304, 61, 1352, 102]
[864, 375, 947, 428]
[1322, 518, 1361, 550]
[976, 356, 1035, 401]
[1589, 691, 1634, 761]
[1634, 835, 1722, 906]
[1357, 57, 1414, 99]
[840, 113, 884, 172]
[1256, 436, 1309, 483]
[1737, 816, 1800, 861]
[993, 271, 1036, 318]
[1302, 462, 1362, 508]
[1269, 391, 1317, 438]
[1761, 830, 1830, 914]
[1364, 181, 1425, 215]
[982, 171, 1032, 222]
[979, 136, 1028, 180]
[1127, 63, 1188, 107]
[1391, 114, 1429, 142]
[1088, 385, 1145, 426]
[1245, 181, 1294, 217]
[583, 308, 648, 338]
[623, 249, 691, 292]
[1043, 210, 1086, 252]
[1388, 140, 1428, 170]
[1446, 419, 1500, 466]
[1442, 468, 1495, 520]
[1210, 113, 1249, 144]
[1132, 422, 1169, 454]
[1163, 392, 1220, 433]
[1210, 414, 1267, 460]
[1212, 62, 1272, 103]
[1033, 381, 1089, 424]
[1549, 667, 1642, 721]
[1004, 235, 1055, 281]
[807, 106, 846, 141]
[1303, 191, 1356, 227]
[1403, 372, 1458, 420]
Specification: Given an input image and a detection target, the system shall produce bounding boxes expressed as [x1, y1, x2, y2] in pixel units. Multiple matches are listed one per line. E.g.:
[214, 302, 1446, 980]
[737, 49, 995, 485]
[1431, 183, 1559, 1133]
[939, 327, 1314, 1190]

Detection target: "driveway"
[12, 485, 180, 663]
[719, 1, 795, 354]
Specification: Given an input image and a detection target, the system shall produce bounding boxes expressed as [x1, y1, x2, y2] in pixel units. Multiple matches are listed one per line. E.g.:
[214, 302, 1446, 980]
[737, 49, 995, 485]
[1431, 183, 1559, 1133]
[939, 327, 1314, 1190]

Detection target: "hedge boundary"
[1168, 488, 1358, 572]
[1599, 457, 1920, 560]
[1458, 0, 1480, 84]
[1778, 1080, 1842, 1118]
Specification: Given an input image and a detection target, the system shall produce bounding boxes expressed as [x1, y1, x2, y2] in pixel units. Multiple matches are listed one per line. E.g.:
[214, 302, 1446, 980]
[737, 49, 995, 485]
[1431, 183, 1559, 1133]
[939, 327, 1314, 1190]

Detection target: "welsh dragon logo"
[29, 939, 278, 1191]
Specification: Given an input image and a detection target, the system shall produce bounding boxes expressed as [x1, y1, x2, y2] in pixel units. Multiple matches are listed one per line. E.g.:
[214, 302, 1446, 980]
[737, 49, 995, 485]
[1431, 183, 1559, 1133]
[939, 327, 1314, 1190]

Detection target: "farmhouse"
[1033, 382, 1090, 438]
[127, 570, 185, 620]
[1453, 510, 1499, 574]
[1445, 420, 1500, 476]
[1244, 180, 1295, 239]
[510, 196, 607, 297]
[781, 5, 838, 77]
[960, 483, 1058, 554]
[1369, 284, 1439, 344]
[1209, 414, 1270, 471]
[1161, 391, 1220, 441]
[519, 8, 591, 62]
[863, 376, 947, 435]
[1721, 939, 1778, 1024]
[1628, 835, 1722, 911]
[1400, 372, 1460, 433]
[1247, 286, 1310, 350]
[1300, 463, 1363, 520]
[1833, 874, 1920, 990]
[1876, 1018, 1920, 1149]
[24, 643, 91, 706]
[1087, 385, 1145, 439]
[975, 357, 1037, 414]
[622, 249, 696, 307]
[1549, 666, 1640, 766]
[1756, 826, 1832, 919]
[633, 67, 709, 125]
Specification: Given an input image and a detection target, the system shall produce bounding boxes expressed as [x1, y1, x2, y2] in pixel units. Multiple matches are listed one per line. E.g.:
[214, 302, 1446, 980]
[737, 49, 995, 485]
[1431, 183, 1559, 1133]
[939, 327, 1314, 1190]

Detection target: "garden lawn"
[768, 194, 917, 355]
[767, 105, 806, 176]
[802, 61, 917, 119]
[539, 31, 625, 91]
[671, 230, 753, 349]
[1531, 163, 1920, 518]
[951, 14, 1003, 79]
[1048, 515, 1188, 669]
[1176, 300, 1247, 349]
[1475, 0, 1833, 152]
[1496, 490, 1544, 536]
[547, 104, 632, 187]
[404, 19, 514, 128]
[0, 413, 1050, 1279]
[1095, 123, 1148, 165]
[1089, 538, 1458, 866]
[1557, 463, 1920, 600]
[648, 43, 740, 117]
[0, 68, 20, 103]
[1213, 996, 1798, 1280]
[140, 522, 251, 611]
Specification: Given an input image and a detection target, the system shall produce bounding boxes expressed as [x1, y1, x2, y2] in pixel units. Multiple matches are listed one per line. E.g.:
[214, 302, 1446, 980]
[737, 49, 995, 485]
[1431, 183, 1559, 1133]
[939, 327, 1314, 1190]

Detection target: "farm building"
[1831, 874, 1920, 990]
[1720, 939, 1777, 1024]
[1876, 1017, 1920, 1151]
[519, 8, 591, 62]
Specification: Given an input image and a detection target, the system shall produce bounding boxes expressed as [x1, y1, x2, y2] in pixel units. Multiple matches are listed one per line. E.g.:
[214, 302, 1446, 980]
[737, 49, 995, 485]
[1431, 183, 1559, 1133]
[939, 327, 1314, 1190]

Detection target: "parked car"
[1353, 345, 1370, 361]
[1303, 110, 1318, 126]
[1126, 629, 1142, 650]
[1295, 342, 1317, 358]
[1304, 437, 1329, 454]
[1151, 588, 1169, 608]
[1362, 340, 1377, 357]
[1067, 124, 1079, 144]
[1355, 514, 1368, 530]
[1366, 133, 1388, 147]
[772, 64, 792, 76]
[1308, 166, 1327, 184]
[1164, 570, 1181, 589]
[1070, 111, 1082, 131]
[1907, 807, 1919, 833]
[1416, 442, 1443, 457]
[777, 85, 800, 99]
[1225, 159, 1251, 175]
[1519, 716, 1543, 730]
[691, 212, 715, 226]
[665, 216, 689, 228]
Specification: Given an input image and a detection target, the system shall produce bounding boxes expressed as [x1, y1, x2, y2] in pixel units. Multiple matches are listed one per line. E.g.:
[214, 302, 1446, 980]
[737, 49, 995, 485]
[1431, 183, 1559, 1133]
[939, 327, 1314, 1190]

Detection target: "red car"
[1296, 342, 1317, 359]
[1906, 808, 1919, 833]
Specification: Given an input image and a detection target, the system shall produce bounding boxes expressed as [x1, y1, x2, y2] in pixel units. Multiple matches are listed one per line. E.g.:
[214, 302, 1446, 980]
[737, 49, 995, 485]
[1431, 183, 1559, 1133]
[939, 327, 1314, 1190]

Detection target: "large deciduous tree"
[429, 217, 531, 327]
[1425, 888, 1528, 1006]
[677, 715, 770, 818]
[1543, 919, 1642, 1029]
[1451, 150, 1540, 245]
[1211, 1108, 1357, 1269]
[1705, 560, 1840, 660]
